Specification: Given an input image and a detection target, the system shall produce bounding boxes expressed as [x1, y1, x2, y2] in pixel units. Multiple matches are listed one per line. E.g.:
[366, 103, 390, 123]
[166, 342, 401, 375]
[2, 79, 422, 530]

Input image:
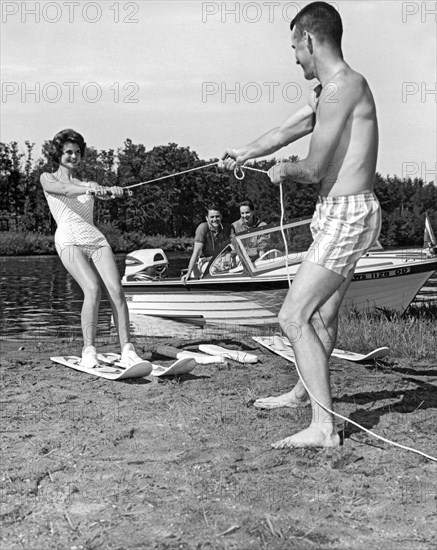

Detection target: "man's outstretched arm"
[222, 103, 316, 168]
[269, 80, 356, 185]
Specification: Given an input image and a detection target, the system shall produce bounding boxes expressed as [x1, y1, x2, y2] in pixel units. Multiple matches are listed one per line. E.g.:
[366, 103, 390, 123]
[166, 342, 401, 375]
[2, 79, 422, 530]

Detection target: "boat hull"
[123, 260, 437, 326]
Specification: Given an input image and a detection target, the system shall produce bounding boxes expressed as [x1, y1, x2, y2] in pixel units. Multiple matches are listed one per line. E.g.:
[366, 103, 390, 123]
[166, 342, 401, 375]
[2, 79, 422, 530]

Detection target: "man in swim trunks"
[222, 1, 381, 448]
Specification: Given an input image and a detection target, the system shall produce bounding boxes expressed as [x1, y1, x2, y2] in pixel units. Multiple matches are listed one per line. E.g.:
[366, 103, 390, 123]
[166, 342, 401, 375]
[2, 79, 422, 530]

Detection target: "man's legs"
[271, 261, 352, 448]
[254, 268, 354, 411]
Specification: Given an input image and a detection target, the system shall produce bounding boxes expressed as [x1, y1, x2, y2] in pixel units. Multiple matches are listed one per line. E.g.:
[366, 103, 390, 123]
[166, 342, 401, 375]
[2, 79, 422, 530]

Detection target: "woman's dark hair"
[50, 129, 86, 163]
[290, 2, 343, 50]
[239, 199, 255, 211]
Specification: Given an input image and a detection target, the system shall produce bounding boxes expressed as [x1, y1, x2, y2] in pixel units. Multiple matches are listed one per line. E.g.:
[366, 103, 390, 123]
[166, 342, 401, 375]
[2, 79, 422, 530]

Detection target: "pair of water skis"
[50, 353, 196, 381]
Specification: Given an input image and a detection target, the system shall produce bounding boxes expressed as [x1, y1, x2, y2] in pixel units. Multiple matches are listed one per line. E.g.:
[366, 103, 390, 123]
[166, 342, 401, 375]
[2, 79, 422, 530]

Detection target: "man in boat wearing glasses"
[222, 1, 381, 448]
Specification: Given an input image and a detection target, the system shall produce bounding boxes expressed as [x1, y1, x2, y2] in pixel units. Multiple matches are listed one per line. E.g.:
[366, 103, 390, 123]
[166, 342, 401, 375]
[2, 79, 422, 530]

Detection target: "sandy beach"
[1, 332, 436, 550]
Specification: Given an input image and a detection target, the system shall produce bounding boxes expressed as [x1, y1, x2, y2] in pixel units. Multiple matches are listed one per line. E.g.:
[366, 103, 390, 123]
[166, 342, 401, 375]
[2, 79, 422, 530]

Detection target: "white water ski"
[331, 347, 390, 361]
[155, 345, 225, 364]
[252, 336, 389, 363]
[150, 357, 196, 377]
[98, 352, 196, 377]
[50, 355, 153, 380]
[198, 344, 258, 364]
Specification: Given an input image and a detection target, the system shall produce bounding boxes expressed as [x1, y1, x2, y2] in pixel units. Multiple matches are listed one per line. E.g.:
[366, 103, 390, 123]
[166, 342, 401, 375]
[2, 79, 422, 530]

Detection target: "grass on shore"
[215, 305, 437, 362]
[200, 305, 437, 362]
[335, 305, 436, 361]
[17, 304, 435, 363]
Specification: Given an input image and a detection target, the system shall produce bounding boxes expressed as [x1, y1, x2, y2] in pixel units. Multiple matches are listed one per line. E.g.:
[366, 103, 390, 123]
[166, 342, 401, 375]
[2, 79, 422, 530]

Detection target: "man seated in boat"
[181, 205, 232, 282]
[231, 199, 270, 262]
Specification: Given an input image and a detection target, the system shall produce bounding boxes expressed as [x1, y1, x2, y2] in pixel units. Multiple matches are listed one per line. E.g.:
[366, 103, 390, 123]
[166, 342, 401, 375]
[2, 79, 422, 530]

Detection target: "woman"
[40, 128, 145, 369]
[231, 200, 268, 261]
[231, 200, 265, 233]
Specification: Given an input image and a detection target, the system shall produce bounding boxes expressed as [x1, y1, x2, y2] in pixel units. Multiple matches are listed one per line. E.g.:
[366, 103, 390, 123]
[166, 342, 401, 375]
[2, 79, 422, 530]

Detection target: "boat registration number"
[354, 267, 411, 281]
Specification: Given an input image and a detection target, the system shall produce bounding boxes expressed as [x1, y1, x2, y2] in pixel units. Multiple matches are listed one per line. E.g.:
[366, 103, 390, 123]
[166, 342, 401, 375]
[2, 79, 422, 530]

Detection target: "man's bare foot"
[254, 389, 310, 410]
[271, 426, 340, 449]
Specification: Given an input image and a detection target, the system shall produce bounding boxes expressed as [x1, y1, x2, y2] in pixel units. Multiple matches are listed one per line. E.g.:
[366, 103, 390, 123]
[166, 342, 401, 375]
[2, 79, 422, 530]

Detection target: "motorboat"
[121, 216, 437, 328]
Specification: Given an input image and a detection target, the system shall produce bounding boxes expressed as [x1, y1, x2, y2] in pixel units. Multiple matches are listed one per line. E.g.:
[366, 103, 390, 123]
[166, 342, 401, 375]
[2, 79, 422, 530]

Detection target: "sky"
[1, 0, 436, 181]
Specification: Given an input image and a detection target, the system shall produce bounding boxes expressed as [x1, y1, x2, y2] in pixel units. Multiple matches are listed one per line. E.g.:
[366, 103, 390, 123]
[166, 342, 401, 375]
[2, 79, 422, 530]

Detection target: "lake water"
[0, 252, 189, 341]
[1, 253, 435, 343]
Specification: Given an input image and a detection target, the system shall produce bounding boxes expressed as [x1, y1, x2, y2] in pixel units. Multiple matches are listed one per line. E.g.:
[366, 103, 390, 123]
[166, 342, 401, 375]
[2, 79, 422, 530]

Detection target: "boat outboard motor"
[123, 249, 169, 281]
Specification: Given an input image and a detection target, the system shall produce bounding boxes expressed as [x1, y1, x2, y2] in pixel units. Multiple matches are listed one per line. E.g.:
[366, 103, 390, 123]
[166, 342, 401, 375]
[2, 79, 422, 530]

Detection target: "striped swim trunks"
[303, 192, 382, 278]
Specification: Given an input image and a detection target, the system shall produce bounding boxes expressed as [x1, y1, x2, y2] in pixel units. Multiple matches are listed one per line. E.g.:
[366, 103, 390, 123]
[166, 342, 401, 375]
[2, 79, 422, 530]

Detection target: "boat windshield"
[206, 218, 314, 277]
[235, 218, 313, 274]
[209, 243, 244, 276]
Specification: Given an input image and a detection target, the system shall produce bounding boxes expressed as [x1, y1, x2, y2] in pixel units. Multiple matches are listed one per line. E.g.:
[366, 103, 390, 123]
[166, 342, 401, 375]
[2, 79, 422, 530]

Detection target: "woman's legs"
[57, 245, 101, 348]
[90, 246, 131, 350]
[57, 244, 142, 365]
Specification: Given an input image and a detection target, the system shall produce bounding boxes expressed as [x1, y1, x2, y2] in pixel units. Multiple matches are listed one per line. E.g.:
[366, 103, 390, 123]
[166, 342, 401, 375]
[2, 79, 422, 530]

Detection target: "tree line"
[0, 139, 436, 248]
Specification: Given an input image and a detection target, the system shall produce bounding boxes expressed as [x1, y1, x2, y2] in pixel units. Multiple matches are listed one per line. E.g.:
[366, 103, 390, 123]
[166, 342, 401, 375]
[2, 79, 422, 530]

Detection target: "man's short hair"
[206, 204, 221, 214]
[290, 2, 343, 49]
